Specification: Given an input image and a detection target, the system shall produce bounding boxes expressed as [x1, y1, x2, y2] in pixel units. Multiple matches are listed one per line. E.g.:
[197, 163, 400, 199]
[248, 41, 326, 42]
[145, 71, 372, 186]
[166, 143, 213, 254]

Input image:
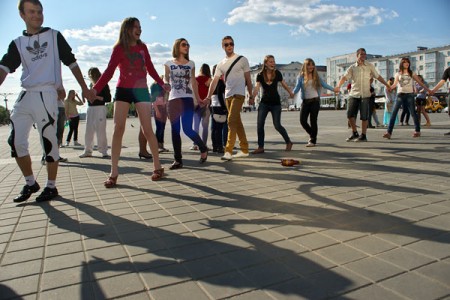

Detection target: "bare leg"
[135, 102, 161, 171]
[348, 116, 357, 132]
[15, 156, 33, 177]
[138, 128, 150, 155]
[110, 101, 130, 177]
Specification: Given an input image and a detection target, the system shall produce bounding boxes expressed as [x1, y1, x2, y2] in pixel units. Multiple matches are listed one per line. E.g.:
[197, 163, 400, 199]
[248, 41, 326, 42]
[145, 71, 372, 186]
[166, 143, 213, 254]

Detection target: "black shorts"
[115, 87, 150, 103]
[415, 97, 426, 106]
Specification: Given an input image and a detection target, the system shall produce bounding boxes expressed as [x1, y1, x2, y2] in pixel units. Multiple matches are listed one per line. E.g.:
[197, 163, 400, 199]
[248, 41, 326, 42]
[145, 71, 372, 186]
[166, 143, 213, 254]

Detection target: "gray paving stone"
[92, 273, 146, 299]
[150, 281, 210, 300]
[344, 257, 405, 282]
[1, 111, 450, 299]
[376, 247, 436, 270]
[414, 260, 450, 286]
[2, 247, 44, 265]
[198, 270, 254, 299]
[316, 243, 368, 265]
[0, 259, 42, 281]
[140, 263, 191, 289]
[344, 283, 405, 300]
[0, 274, 40, 297]
[39, 282, 95, 300]
[41, 265, 87, 291]
[380, 272, 450, 300]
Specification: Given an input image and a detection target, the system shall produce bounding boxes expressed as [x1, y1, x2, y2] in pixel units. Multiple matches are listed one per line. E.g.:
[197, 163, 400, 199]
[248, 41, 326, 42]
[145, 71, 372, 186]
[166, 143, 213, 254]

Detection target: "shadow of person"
[0, 284, 22, 300]
[39, 198, 354, 299]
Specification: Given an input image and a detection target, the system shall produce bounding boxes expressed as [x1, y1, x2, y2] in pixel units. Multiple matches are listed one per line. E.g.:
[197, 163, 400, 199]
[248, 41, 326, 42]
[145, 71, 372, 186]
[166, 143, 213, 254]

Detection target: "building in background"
[249, 61, 328, 109]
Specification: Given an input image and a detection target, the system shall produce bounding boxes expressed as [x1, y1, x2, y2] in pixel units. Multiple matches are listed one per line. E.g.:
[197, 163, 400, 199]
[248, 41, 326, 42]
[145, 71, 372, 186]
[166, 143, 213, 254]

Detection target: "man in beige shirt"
[335, 48, 390, 142]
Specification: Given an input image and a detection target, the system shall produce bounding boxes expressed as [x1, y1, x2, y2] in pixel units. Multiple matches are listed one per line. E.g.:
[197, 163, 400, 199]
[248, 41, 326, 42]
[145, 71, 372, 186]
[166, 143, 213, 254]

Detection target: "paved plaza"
[0, 109, 449, 299]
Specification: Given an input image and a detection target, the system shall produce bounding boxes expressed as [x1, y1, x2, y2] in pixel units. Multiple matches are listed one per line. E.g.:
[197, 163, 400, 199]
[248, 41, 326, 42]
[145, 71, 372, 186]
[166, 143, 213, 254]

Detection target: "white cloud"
[75, 45, 113, 67]
[62, 21, 121, 41]
[149, 15, 157, 21]
[225, 0, 398, 35]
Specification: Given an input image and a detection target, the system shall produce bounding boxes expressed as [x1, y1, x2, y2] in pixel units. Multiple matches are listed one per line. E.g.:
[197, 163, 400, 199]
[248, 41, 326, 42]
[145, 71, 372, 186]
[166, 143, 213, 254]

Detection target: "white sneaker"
[221, 152, 233, 161]
[79, 152, 92, 158]
[65, 142, 70, 147]
[232, 151, 249, 159]
[190, 145, 199, 150]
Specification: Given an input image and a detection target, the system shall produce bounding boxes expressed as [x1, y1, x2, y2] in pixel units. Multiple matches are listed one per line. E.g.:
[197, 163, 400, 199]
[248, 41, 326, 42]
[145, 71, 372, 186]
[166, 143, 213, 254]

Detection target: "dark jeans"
[56, 107, 66, 146]
[400, 105, 410, 124]
[300, 98, 320, 144]
[211, 117, 228, 151]
[388, 93, 420, 134]
[257, 103, 291, 148]
[66, 115, 80, 142]
[368, 97, 375, 126]
[167, 98, 207, 163]
[155, 119, 166, 144]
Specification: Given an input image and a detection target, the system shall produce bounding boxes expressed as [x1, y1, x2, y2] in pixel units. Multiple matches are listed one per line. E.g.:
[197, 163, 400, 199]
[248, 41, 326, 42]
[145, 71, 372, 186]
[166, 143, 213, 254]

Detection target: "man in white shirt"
[205, 36, 254, 160]
[0, 0, 94, 202]
[334, 48, 389, 142]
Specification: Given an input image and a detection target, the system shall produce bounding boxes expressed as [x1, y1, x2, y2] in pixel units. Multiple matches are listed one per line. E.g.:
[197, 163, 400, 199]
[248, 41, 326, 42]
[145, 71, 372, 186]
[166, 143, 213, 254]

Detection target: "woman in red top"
[93, 17, 168, 187]
[192, 64, 212, 150]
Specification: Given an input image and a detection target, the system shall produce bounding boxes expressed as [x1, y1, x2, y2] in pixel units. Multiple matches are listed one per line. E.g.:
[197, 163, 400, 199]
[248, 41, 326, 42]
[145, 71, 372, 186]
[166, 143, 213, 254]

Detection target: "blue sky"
[1, 0, 449, 107]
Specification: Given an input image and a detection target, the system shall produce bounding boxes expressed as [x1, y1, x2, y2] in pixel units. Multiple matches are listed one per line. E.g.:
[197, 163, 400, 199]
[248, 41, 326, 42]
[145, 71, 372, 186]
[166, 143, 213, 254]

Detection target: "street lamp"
[1, 93, 13, 111]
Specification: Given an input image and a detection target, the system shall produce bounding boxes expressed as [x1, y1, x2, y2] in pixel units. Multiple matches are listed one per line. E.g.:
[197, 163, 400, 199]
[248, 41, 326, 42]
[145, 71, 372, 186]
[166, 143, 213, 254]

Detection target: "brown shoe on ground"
[252, 148, 265, 154]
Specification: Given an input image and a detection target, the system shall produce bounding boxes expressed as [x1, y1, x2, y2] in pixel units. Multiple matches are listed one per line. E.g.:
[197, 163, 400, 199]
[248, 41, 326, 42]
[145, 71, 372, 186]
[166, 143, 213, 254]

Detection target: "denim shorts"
[347, 97, 369, 120]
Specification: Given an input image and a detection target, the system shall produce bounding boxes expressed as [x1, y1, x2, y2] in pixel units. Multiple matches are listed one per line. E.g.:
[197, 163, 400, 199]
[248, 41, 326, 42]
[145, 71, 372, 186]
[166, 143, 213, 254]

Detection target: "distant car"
[425, 96, 444, 113]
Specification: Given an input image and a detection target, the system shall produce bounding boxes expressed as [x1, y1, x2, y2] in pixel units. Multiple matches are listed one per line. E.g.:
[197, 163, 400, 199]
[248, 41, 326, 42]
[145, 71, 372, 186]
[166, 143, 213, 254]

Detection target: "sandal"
[104, 176, 118, 188]
[199, 151, 208, 163]
[151, 168, 165, 181]
[412, 131, 421, 138]
[382, 132, 391, 139]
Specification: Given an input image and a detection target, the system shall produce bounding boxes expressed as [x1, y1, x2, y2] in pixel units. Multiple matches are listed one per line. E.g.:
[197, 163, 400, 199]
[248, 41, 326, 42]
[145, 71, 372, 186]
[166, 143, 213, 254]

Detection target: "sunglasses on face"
[223, 42, 234, 48]
[180, 42, 190, 47]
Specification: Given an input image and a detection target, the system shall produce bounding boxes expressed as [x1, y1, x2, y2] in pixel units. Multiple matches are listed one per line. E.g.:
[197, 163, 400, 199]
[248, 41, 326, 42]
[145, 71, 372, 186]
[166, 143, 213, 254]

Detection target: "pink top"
[94, 43, 164, 92]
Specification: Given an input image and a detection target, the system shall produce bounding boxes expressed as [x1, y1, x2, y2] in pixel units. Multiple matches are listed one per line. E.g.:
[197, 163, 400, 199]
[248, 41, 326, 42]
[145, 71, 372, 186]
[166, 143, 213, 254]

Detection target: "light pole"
[1, 93, 13, 111]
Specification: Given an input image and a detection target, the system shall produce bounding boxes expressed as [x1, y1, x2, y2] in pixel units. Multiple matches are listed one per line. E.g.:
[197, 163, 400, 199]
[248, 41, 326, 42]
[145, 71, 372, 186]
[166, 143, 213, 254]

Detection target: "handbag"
[211, 106, 227, 123]
[212, 114, 227, 123]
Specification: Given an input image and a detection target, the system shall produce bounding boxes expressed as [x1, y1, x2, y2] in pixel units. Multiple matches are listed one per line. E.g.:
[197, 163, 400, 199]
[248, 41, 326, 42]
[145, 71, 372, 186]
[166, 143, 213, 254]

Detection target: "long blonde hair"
[115, 17, 142, 51]
[300, 58, 321, 90]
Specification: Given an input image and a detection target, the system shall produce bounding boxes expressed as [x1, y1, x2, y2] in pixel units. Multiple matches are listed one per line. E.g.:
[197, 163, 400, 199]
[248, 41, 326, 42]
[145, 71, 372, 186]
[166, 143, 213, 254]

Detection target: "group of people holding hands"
[1, 0, 449, 203]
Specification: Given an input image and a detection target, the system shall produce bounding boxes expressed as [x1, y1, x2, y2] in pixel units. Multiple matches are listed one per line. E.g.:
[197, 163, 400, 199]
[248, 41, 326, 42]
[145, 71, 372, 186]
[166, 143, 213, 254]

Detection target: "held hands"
[163, 83, 171, 92]
[333, 87, 340, 93]
[82, 88, 97, 104]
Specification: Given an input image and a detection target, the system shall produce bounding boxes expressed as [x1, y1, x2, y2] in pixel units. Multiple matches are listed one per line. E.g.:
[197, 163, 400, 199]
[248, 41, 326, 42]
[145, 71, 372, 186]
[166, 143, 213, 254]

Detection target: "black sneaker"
[36, 187, 58, 202]
[354, 134, 368, 142]
[59, 157, 68, 162]
[13, 182, 40, 203]
[346, 132, 359, 142]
